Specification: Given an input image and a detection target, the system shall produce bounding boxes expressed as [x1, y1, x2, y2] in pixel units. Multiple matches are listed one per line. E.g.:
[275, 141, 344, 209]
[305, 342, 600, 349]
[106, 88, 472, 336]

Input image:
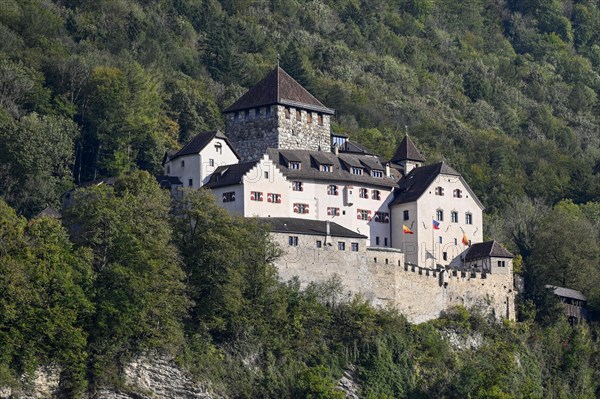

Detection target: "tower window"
[265, 106, 271, 117]
[285, 107, 291, 119]
[296, 109, 301, 121]
[244, 110, 250, 121]
[351, 243, 359, 252]
[233, 112, 239, 123]
[318, 114, 323, 125]
[166, 165, 170, 174]
[289, 236, 298, 246]
[255, 107, 260, 118]
[307, 112, 312, 123]
[338, 242, 345, 251]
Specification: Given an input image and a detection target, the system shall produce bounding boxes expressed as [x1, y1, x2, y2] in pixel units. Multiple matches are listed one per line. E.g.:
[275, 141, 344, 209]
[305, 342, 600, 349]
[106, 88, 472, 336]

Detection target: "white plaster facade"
[391, 172, 484, 267]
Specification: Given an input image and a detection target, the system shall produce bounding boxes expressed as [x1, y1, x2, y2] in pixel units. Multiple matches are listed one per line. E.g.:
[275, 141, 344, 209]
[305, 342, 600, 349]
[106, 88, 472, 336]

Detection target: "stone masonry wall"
[225, 105, 331, 161]
[273, 233, 515, 323]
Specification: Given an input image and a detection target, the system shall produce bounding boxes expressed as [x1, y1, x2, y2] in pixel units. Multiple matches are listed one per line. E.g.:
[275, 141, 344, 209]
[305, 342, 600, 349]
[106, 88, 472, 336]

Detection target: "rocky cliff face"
[0, 356, 216, 399]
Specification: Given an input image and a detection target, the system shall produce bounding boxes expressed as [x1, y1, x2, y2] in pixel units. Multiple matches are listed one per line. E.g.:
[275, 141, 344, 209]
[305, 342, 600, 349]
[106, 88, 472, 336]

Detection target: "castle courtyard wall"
[272, 233, 515, 323]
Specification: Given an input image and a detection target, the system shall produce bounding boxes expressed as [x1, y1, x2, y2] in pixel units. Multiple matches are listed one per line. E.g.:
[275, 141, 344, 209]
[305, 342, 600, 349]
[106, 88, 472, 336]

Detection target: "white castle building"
[162, 67, 516, 323]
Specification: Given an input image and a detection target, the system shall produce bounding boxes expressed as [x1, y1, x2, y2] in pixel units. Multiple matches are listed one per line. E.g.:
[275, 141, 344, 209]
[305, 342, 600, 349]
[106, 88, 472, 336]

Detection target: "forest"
[0, 0, 599, 397]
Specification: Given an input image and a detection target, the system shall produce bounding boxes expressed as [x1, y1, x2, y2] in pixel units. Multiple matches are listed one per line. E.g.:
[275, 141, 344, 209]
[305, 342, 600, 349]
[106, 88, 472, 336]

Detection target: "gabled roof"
[262, 217, 367, 239]
[203, 161, 258, 189]
[391, 135, 426, 163]
[465, 241, 514, 261]
[546, 285, 587, 302]
[224, 67, 334, 115]
[338, 139, 374, 155]
[156, 175, 183, 189]
[167, 131, 240, 162]
[391, 162, 461, 205]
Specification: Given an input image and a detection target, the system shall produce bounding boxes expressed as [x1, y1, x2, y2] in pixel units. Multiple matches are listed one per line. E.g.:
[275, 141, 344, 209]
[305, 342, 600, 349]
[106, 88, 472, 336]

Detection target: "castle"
[161, 67, 516, 323]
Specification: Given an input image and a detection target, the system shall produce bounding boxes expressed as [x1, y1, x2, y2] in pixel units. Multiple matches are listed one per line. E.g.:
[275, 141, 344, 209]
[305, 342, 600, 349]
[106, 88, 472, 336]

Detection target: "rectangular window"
[438, 236, 442, 244]
[188, 179, 193, 186]
[223, 192, 236, 202]
[351, 243, 359, 252]
[466, 213, 473, 225]
[255, 107, 260, 118]
[372, 190, 381, 200]
[307, 112, 312, 123]
[327, 207, 340, 216]
[264, 171, 269, 179]
[436, 209, 444, 221]
[289, 161, 301, 170]
[181, 160, 185, 167]
[292, 181, 303, 191]
[320, 164, 332, 172]
[403, 210, 409, 220]
[318, 114, 323, 125]
[453, 189, 462, 198]
[296, 109, 301, 121]
[384, 237, 388, 247]
[376, 236, 380, 245]
[359, 188, 368, 199]
[327, 185, 338, 195]
[498, 261, 506, 267]
[372, 170, 383, 178]
[233, 112, 239, 123]
[289, 236, 298, 246]
[250, 191, 263, 201]
[214, 143, 222, 154]
[316, 240, 322, 248]
[443, 252, 448, 261]
[166, 165, 170, 174]
[357, 209, 370, 221]
[351, 167, 363, 175]
[435, 186, 444, 196]
[244, 110, 250, 121]
[451, 211, 458, 223]
[267, 193, 281, 203]
[338, 242, 345, 251]
[375, 212, 389, 223]
[209, 158, 215, 167]
[454, 238, 458, 245]
[285, 107, 291, 119]
[265, 106, 271, 118]
[293, 203, 309, 214]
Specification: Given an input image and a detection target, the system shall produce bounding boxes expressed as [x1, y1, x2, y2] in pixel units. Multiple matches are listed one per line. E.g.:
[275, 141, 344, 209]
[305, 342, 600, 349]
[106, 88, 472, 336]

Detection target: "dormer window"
[371, 170, 383, 178]
[453, 189, 462, 198]
[318, 114, 323, 126]
[435, 186, 444, 196]
[320, 164, 332, 172]
[289, 161, 301, 170]
[351, 167, 363, 175]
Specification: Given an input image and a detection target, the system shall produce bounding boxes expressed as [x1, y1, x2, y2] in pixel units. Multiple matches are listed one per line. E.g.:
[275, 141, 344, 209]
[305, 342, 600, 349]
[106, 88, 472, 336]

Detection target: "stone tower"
[390, 134, 426, 175]
[223, 67, 335, 161]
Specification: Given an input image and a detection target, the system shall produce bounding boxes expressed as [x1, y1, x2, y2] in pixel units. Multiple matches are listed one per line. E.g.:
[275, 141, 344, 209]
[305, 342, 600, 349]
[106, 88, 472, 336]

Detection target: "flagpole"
[432, 217, 434, 269]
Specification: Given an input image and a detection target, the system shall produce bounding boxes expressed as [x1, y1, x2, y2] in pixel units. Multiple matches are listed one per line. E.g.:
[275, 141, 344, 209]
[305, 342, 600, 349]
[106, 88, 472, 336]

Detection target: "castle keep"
[162, 67, 516, 323]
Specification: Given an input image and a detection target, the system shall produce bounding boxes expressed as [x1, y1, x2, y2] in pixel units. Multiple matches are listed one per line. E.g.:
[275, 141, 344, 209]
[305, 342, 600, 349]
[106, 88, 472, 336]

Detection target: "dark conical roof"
[391, 135, 426, 163]
[224, 67, 334, 114]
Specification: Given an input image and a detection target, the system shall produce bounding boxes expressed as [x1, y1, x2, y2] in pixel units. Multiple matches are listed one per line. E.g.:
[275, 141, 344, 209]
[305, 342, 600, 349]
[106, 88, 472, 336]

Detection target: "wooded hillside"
[0, 1, 599, 397]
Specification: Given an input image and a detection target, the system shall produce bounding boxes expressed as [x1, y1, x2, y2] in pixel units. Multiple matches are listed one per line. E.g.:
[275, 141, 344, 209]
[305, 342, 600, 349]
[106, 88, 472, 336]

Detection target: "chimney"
[326, 220, 331, 236]
[333, 143, 339, 156]
[385, 162, 391, 178]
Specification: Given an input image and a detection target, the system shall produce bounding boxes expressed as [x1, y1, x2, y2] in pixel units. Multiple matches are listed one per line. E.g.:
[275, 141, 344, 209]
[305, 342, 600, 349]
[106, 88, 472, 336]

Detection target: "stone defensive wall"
[271, 233, 515, 323]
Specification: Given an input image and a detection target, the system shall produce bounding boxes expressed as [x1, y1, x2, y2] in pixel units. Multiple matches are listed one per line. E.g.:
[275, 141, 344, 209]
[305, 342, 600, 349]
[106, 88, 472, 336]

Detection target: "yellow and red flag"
[403, 225, 414, 234]
[462, 233, 470, 246]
